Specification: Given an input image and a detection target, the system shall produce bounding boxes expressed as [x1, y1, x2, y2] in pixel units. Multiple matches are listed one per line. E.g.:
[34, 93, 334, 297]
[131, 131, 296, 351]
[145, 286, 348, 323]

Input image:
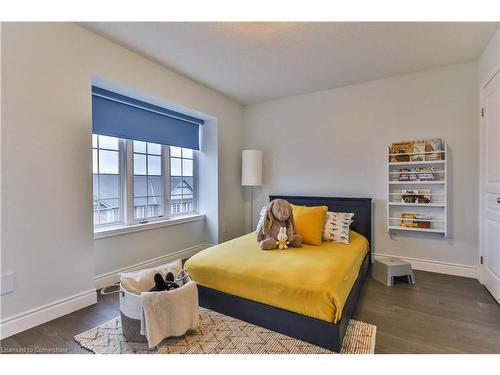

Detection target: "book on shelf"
[401, 189, 431, 204]
[390, 141, 413, 162]
[424, 138, 443, 161]
[389, 138, 444, 162]
[395, 167, 438, 182]
[412, 140, 425, 161]
[417, 189, 431, 203]
[401, 213, 432, 228]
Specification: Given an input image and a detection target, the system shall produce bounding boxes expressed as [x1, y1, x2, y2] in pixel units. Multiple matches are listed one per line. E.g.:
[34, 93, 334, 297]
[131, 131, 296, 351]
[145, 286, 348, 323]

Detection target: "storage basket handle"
[175, 269, 192, 284]
[100, 282, 124, 296]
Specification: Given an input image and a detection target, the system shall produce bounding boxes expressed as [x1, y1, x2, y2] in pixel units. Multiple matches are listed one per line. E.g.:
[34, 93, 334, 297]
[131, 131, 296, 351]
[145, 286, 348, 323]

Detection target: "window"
[91, 85, 204, 232]
[92, 136, 197, 230]
[92, 135, 123, 226]
[133, 141, 165, 221]
[170, 147, 195, 215]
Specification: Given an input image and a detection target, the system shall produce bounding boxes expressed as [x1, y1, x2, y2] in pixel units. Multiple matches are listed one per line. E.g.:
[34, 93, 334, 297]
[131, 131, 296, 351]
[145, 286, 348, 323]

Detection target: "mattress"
[185, 231, 369, 323]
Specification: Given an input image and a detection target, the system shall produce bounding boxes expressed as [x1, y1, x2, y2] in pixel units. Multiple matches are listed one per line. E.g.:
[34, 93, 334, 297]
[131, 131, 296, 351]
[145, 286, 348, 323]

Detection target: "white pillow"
[322, 212, 355, 244]
[255, 205, 267, 232]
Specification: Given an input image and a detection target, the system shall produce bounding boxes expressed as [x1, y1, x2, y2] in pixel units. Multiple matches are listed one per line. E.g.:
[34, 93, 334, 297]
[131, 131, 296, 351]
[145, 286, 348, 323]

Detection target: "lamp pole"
[241, 150, 263, 233]
[250, 187, 254, 233]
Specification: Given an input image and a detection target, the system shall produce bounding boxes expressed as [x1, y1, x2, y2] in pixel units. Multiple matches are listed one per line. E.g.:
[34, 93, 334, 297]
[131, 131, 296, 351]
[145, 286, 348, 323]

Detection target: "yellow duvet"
[185, 231, 369, 323]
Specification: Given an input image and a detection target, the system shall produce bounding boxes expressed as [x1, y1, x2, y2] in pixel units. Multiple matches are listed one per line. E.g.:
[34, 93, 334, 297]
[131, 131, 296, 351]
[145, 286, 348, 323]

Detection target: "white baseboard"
[94, 243, 213, 289]
[0, 289, 97, 340]
[374, 252, 478, 279]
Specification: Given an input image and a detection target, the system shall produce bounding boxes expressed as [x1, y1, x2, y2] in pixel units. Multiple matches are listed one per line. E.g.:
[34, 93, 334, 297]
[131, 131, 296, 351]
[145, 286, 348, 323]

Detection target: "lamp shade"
[241, 150, 263, 186]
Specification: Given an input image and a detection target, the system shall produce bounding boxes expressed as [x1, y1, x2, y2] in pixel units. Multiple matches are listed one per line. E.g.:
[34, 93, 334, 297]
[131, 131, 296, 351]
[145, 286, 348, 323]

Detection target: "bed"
[185, 196, 372, 352]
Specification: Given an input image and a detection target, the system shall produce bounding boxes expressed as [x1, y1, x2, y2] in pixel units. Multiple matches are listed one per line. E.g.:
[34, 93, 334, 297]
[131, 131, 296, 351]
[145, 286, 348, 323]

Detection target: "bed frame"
[197, 196, 372, 352]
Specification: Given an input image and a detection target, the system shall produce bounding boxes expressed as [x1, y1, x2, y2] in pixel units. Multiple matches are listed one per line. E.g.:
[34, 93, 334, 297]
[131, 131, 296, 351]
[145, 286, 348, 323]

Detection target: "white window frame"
[92, 136, 125, 228]
[93, 135, 199, 232]
[168, 146, 198, 218]
[128, 140, 168, 225]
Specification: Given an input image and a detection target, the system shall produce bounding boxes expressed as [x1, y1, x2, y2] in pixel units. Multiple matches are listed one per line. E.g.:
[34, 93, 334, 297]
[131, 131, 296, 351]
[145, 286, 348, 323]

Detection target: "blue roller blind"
[92, 86, 204, 150]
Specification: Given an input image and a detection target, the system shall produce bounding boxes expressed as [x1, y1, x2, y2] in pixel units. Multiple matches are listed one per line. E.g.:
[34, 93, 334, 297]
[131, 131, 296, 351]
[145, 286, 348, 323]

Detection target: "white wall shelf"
[389, 202, 446, 207]
[388, 160, 446, 166]
[387, 141, 448, 236]
[389, 181, 446, 185]
[389, 192, 445, 196]
[389, 170, 445, 174]
[389, 217, 445, 222]
[388, 226, 446, 234]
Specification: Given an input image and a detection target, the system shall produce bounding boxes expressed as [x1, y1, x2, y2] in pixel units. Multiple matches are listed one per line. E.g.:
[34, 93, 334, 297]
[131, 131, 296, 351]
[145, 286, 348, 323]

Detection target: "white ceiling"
[84, 22, 499, 105]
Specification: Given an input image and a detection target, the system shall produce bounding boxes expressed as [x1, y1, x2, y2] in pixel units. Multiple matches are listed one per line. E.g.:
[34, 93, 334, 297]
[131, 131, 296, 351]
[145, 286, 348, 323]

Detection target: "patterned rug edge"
[74, 312, 376, 355]
[73, 337, 98, 354]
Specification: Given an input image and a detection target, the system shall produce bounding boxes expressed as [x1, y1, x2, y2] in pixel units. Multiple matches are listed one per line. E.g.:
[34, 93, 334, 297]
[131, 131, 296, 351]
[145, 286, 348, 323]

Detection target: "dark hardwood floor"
[1, 288, 120, 354]
[1, 270, 499, 354]
[354, 271, 500, 353]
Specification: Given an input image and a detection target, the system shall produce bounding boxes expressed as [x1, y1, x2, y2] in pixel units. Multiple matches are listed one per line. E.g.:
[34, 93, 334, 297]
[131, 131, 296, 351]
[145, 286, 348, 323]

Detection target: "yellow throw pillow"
[291, 204, 328, 246]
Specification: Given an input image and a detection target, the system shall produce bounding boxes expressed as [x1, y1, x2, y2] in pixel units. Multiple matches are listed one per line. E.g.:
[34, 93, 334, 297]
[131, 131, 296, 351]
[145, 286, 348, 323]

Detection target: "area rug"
[74, 308, 376, 354]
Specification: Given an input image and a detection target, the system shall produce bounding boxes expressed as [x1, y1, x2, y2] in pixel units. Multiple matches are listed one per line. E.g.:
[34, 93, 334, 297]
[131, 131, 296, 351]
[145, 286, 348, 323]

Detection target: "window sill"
[94, 214, 205, 240]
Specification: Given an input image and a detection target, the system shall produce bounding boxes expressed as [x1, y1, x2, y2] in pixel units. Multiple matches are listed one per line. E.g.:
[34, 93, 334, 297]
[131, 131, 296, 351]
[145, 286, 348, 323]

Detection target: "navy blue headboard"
[269, 195, 372, 248]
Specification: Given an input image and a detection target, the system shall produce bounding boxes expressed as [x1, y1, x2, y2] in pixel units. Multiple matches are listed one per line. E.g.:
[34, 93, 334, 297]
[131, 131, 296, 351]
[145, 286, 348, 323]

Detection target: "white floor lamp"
[242, 150, 263, 232]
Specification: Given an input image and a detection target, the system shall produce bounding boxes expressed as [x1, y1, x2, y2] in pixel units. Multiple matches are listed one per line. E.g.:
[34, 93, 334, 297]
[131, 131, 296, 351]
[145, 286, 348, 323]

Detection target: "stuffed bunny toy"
[276, 226, 289, 249]
[257, 199, 302, 250]
[149, 272, 180, 292]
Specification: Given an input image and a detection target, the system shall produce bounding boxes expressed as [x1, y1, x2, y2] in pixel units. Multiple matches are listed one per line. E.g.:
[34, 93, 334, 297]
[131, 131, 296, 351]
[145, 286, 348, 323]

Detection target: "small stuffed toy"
[257, 199, 301, 250]
[149, 272, 180, 292]
[276, 226, 289, 249]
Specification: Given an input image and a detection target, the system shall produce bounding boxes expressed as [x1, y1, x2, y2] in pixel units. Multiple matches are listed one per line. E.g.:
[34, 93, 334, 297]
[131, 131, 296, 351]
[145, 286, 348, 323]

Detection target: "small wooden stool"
[372, 258, 415, 286]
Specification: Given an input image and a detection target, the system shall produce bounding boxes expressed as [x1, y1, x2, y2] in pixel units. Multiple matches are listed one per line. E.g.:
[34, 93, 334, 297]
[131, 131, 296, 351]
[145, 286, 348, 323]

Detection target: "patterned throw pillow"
[255, 205, 267, 232]
[322, 212, 355, 244]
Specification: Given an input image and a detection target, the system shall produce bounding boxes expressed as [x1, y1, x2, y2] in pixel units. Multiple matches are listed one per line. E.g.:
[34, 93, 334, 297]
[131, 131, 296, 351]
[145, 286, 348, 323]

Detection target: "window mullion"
[164, 145, 171, 219]
[144, 149, 149, 221]
[125, 140, 134, 225]
[118, 139, 125, 225]
[179, 153, 184, 213]
[96, 139, 100, 226]
[193, 150, 198, 214]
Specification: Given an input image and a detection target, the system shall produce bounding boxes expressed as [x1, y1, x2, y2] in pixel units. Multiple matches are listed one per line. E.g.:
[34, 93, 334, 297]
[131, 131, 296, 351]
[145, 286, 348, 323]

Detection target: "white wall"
[1, 23, 245, 323]
[244, 63, 479, 273]
[479, 26, 500, 84]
